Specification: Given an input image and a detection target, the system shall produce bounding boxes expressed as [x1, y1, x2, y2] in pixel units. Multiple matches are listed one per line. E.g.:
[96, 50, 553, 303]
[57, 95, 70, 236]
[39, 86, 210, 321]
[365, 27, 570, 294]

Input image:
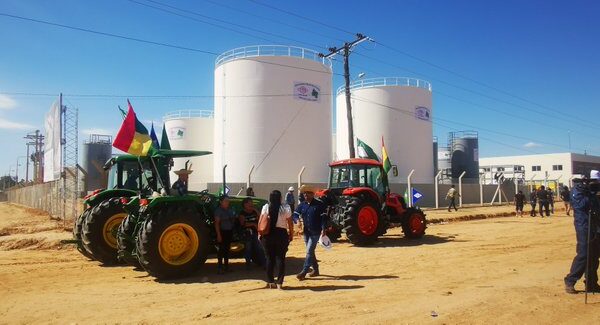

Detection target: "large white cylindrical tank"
[214, 45, 333, 183]
[336, 77, 433, 183]
[163, 110, 214, 190]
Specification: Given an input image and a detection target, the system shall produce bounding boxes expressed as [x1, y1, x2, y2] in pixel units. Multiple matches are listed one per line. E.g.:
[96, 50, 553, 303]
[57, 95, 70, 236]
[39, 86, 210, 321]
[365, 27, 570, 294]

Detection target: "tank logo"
[415, 106, 430, 121]
[169, 127, 185, 140]
[294, 82, 320, 102]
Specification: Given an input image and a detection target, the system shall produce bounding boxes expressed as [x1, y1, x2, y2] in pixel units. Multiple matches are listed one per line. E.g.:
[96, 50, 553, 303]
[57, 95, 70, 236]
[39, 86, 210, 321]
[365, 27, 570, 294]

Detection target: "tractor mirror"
[392, 165, 398, 177]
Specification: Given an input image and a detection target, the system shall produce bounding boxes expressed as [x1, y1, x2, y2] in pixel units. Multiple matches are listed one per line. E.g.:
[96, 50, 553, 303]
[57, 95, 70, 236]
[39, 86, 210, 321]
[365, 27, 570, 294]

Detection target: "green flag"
[160, 123, 171, 150]
[357, 138, 380, 161]
[118, 105, 127, 119]
[382, 137, 392, 174]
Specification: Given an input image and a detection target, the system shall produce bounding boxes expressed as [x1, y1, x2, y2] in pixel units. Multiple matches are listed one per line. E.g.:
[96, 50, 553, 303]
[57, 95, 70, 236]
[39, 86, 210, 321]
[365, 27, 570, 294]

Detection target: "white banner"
[43, 99, 62, 182]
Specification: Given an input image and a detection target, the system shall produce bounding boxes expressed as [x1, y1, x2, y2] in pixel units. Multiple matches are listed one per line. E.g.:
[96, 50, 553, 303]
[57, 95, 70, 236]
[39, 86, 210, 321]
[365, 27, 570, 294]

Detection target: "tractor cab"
[327, 158, 388, 201]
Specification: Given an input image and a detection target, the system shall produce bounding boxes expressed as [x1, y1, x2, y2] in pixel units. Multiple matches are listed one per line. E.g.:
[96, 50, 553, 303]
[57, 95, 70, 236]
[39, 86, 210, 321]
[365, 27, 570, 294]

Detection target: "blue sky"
[1, 0, 599, 179]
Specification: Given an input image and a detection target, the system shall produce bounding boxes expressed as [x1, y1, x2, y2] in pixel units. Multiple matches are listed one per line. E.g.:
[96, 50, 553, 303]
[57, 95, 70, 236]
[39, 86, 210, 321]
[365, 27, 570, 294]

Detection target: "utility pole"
[25, 130, 44, 183]
[320, 33, 371, 159]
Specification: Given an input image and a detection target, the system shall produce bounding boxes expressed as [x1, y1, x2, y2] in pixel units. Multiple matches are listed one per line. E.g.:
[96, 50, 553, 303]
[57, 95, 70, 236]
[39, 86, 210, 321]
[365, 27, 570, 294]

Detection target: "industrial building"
[335, 77, 434, 183]
[436, 131, 480, 183]
[163, 110, 214, 190]
[81, 134, 112, 192]
[479, 152, 600, 186]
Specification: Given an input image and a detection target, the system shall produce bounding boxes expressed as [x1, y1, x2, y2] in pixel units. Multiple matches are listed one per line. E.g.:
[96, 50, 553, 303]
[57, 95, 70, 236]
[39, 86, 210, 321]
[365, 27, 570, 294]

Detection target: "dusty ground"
[0, 202, 598, 324]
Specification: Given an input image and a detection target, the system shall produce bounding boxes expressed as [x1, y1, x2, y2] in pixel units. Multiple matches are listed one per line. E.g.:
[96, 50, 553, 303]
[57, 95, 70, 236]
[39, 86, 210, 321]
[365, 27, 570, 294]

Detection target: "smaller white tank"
[163, 110, 214, 190]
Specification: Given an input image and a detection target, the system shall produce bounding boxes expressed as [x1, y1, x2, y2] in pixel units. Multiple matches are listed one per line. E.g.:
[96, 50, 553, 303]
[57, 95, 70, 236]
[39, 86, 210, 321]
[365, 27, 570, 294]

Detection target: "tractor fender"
[86, 189, 137, 207]
[385, 193, 407, 216]
[342, 187, 380, 204]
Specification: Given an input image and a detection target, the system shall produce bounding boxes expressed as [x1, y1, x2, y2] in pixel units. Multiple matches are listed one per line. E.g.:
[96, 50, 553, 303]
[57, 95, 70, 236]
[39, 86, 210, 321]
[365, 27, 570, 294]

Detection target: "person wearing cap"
[564, 170, 600, 294]
[293, 184, 327, 280]
[172, 168, 192, 196]
[285, 187, 296, 213]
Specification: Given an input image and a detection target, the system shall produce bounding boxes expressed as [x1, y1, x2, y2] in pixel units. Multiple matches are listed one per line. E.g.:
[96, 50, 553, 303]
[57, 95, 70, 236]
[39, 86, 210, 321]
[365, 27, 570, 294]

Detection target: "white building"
[479, 152, 600, 186]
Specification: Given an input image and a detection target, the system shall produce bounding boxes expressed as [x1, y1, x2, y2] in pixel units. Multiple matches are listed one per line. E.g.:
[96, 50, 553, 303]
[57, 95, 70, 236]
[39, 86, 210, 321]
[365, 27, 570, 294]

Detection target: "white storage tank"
[214, 45, 333, 183]
[163, 110, 214, 190]
[336, 77, 433, 183]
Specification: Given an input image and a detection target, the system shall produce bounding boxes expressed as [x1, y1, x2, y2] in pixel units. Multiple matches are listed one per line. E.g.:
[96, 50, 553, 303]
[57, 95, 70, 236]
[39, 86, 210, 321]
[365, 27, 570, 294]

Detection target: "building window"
[532, 165, 541, 172]
[497, 167, 505, 171]
[552, 165, 563, 171]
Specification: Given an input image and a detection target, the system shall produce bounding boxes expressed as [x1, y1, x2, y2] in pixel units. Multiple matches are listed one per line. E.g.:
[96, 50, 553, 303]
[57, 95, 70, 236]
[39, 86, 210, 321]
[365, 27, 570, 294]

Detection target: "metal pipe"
[458, 171, 466, 207]
[480, 174, 484, 206]
[246, 164, 255, 189]
[407, 169, 415, 208]
[297, 166, 306, 189]
[434, 170, 442, 209]
[222, 164, 228, 196]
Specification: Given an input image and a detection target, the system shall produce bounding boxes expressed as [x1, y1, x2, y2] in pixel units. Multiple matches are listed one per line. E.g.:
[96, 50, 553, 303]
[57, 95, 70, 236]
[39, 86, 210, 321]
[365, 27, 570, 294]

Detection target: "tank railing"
[336, 77, 432, 95]
[216, 45, 332, 68]
[163, 110, 214, 121]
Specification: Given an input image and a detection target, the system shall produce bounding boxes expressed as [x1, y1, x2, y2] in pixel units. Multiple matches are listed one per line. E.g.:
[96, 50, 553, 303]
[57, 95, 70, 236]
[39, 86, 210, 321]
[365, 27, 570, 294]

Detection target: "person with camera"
[564, 170, 600, 294]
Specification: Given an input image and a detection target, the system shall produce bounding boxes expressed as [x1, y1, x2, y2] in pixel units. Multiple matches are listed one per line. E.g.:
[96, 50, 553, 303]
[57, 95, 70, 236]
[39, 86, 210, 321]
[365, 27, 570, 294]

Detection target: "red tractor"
[317, 158, 427, 245]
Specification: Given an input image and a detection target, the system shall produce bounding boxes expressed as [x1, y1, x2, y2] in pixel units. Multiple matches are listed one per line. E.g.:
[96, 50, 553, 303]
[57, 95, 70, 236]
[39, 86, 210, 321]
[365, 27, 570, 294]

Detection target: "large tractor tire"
[136, 206, 210, 279]
[325, 226, 342, 242]
[341, 196, 387, 245]
[117, 214, 141, 266]
[73, 209, 94, 259]
[81, 197, 127, 265]
[402, 208, 427, 239]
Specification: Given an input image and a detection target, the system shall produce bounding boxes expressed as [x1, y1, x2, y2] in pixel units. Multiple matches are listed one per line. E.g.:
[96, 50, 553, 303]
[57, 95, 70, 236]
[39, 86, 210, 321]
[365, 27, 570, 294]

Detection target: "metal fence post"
[458, 171, 466, 207]
[297, 166, 306, 189]
[246, 164, 255, 190]
[434, 170, 442, 209]
[407, 169, 415, 208]
[479, 174, 484, 206]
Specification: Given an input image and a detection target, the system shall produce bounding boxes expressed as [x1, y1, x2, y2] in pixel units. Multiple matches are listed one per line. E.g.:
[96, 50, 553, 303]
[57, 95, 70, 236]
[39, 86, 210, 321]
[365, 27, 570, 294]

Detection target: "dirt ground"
[1, 202, 599, 324]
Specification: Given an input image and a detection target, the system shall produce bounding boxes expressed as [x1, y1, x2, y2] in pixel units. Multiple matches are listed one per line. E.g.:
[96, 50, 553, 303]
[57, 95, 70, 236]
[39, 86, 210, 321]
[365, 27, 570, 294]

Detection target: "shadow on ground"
[360, 233, 465, 248]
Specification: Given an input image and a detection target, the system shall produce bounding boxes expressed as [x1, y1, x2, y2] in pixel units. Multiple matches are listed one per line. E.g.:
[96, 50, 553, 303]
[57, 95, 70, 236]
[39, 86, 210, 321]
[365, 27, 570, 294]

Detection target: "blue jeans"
[244, 231, 265, 266]
[302, 233, 320, 274]
[565, 220, 600, 286]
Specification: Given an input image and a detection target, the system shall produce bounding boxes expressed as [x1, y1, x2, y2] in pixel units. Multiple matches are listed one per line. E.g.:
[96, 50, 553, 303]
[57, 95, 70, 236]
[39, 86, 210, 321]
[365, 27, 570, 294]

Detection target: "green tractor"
[74, 155, 148, 263]
[123, 163, 267, 279]
[318, 158, 427, 245]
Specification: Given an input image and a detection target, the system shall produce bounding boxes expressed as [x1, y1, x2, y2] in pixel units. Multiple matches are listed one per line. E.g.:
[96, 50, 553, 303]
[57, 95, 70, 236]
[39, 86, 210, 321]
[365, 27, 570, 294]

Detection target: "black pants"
[448, 198, 457, 211]
[530, 202, 537, 216]
[539, 200, 550, 217]
[262, 228, 289, 284]
[217, 230, 233, 269]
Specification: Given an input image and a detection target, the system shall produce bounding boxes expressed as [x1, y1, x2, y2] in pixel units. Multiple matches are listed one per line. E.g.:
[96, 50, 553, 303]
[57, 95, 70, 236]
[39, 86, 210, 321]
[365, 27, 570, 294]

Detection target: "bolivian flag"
[382, 136, 392, 174]
[113, 100, 153, 156]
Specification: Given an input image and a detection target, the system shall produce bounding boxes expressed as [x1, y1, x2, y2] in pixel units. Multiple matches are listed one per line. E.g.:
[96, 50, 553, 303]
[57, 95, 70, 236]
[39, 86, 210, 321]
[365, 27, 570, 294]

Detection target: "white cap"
[590, 170, 600, 180]
[288, 186, 295, 192]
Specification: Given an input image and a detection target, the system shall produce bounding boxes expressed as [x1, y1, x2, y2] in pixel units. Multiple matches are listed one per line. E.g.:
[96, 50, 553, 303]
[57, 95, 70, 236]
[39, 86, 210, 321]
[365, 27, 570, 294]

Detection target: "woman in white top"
[259, 190, 293, 289]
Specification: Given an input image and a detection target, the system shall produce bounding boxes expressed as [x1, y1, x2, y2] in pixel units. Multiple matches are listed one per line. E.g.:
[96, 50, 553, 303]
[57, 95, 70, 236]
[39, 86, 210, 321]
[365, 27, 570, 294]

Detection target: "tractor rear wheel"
[117, 214, 141, 266]
[342, 196, 386, 245]
[136, 206, 209, 279]
[325, 226, 342, 242]
[81, 197, 126, 265]
[73, 209, 94, 259]
[402, 208, 427, 239]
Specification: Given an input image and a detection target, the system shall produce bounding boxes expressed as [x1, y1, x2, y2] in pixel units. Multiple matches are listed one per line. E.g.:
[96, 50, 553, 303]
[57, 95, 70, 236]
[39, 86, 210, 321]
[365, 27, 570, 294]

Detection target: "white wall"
[480, 153, 573, 182]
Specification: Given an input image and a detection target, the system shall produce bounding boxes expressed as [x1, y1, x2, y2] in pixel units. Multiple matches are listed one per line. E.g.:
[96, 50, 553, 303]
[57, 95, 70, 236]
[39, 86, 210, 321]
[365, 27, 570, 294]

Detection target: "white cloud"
[524, 142, 542, 148]
[0, 118, 33, 130]
[0, 94, 17, 109]
[81, 128, 114, 136]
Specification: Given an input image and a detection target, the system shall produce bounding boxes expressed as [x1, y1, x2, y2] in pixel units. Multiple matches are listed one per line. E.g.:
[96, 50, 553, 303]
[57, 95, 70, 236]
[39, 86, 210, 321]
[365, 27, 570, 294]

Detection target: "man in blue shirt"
[286, 186, 295, 213]
[564, 170, 600, 294]
[294, 184, 327, 279]
[171, 168, 192, 196]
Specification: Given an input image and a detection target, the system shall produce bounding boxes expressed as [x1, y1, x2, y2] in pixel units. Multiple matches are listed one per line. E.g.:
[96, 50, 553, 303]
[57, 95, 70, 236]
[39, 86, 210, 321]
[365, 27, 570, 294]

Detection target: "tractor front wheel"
[402, 208, 427, 239]
[117, 214, 140, 266]
[342, 196, 385, 245]
[82, 197, 127, 265]
[136, 206, 209, 279]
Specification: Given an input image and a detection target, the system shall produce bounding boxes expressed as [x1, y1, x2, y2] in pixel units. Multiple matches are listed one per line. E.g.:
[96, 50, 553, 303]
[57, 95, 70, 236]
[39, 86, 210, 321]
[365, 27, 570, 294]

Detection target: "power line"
[247, 0, 355, 36]
[0, 92, 334, 99]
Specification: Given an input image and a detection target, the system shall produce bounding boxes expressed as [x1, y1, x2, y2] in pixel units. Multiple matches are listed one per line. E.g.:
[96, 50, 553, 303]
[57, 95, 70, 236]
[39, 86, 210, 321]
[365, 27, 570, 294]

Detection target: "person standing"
[286, 187, 296, 213]
[214, 196, 236, 274]
[548, 187, 555, 214]
[561, 185, 572, 216]
[514, 190, 525, 217]
[537, 186, 550, 217]
[446, 185, 460, 212]
[564, 171, 600, 294]
[529, 189, 538, 217]
[294, 185, 327, 280]
[259, 190, 293, 289]
[239, 197, 265, 268]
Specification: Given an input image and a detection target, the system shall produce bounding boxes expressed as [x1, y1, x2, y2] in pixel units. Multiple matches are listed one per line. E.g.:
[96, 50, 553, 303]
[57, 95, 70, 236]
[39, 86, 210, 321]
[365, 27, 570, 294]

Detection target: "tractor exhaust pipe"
[222, 164, 228, 196]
